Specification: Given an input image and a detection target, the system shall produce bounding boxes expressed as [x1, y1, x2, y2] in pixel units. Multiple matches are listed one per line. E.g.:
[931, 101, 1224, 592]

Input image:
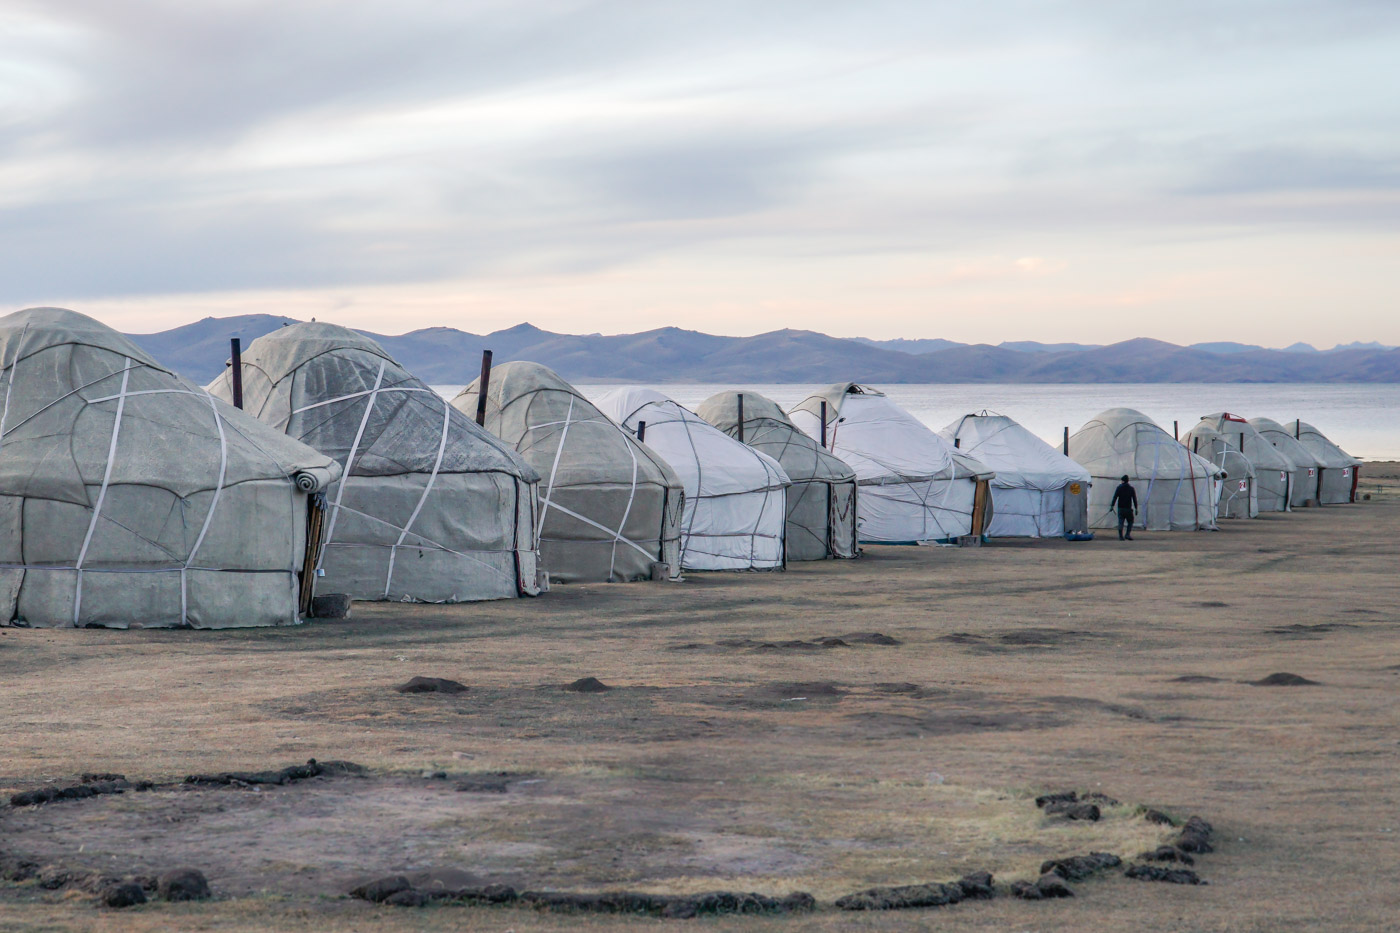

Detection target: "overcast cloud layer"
[3, 0, 1398, 343]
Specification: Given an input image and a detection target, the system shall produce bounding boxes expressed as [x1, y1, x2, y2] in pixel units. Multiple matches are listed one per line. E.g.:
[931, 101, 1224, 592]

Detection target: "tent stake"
[230, 338, 243, 410]
[737, 393, 745, 443]
[475, 349, 493, 426]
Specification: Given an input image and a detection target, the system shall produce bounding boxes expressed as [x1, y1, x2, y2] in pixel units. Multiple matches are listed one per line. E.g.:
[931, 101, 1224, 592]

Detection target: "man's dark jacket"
[1110, 482, 1138, 515]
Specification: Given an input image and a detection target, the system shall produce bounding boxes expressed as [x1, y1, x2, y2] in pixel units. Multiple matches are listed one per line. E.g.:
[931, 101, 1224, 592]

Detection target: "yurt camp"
[207, 322, 541, 603]
[593, 388, 789, 571]
[1198, 412, 1294, 513]
[1285, 420, 1361, 504]
[938, 411, 1092, 537]
[1179, 421, 1258, 518]
[697, 390, 858, 560]
[454, 361, 684, 583]
[1067, 408, 1217, 531]
[1249, 417, 1324, 507]
[788, 384, 994, 544]
[0, 308, 341, 628]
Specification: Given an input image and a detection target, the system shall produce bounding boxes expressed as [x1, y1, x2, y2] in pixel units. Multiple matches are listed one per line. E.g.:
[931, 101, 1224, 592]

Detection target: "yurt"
[1198, 413, 1294, 513]
[593, 388, 789, 571]
[453, 361, 684, 583]
[1067, 408, 1217, 531]
[1285, 420, 1361, 504]
[207, 322, 541, 603]
[697, 390, 858, 560]
[1249, 417, 1324, 507]
[938, 411, 1092, 537]
[1179, 421, 1258, 518]
[788, 384, 995, 544]
[0, 308, 341, 628]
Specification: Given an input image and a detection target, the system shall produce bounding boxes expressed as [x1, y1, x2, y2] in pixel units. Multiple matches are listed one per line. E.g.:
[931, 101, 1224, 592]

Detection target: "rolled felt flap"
[293, 466, 337, 493]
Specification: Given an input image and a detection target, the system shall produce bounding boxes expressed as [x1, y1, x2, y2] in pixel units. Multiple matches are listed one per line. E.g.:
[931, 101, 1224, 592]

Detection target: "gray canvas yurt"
[788, 384, 994, 544]
[1068, 408, 1217, 531]
[1285, 420, 1361, 504]
[1198, 413, 1293, 513]
[453, 361, 684, 583]
[0, 308, 341, 628]
[594, 388, 790, 572]
[1179, 422, 1258, 518]
[697, 390, 858, 561]
[939, 412, 1092, 537]
[208, 322, 541, 603]
[1249, 417, 1324, 507]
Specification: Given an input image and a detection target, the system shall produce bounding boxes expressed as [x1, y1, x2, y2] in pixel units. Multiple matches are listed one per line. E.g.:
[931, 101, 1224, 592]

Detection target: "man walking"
[1110, 474, 1138, 540]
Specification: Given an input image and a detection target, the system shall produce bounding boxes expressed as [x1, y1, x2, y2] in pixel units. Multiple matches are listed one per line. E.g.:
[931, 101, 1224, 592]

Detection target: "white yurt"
[1067, 408, 1217, 531]
[208, 322, 541, 603]
[0, 308, 341, 628]
[593, 388, 789, 571]
[939, 411, 1092, 537]
[788, 384, 995, 544]
[1249, 417, 1324, 507]
[1179, 421, 1258, 518]
[454, 361, 685, 583]
[697, 390, 858, 561]
[1198, 413, 1294, 513]
[1285, 420, 1361, 504]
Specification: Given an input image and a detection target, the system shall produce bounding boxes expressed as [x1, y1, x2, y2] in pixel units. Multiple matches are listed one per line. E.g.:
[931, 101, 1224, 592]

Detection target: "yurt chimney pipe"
[230, 338, 243, 410]
[475, 350, 493, 426]
[1062, 426, 1069, 455]
[737, 394, 744, 443]
[819, 401, 828, 448]
[636, 420, 646, 443]
[1173, 420, 1179, 441]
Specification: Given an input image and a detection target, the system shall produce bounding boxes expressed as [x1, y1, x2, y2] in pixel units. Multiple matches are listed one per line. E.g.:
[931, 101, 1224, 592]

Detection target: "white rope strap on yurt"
[73, 362, 131, 625]
[290, 384, 431, 414]
[610, 434, 643, 578]
[318, 360, 385, 573]
[382, 393, 450, 599]
[537, 394, 574, 538]
[0, 321, 30, 454]
[180, 393, 229, 625]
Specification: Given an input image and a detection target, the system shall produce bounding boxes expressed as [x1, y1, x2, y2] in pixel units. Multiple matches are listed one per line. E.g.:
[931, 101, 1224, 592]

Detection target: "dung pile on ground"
[396, 676, 468, 694]
[674, 633, 900, 653]
[1011, 873, 1074, 899]
[1040, 852, 1122, 880]
[562, 677, 612, 693]
[1251, 672, 1320, 686]
[10, 778, 138, 808]
[1125, 863, 1205, 884]
[184, 758, 363, 786]
[1034, 790, 1111, 822]
[834, 872, 993, 910]
[349, 876, 814, 917]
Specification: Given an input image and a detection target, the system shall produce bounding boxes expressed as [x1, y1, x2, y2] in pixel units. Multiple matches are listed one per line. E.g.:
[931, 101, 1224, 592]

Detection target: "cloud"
[1, 0, 1399, 344]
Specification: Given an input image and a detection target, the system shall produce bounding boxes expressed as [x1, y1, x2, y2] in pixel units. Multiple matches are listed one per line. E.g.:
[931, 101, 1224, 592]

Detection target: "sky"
[2, 0, 1398, 345]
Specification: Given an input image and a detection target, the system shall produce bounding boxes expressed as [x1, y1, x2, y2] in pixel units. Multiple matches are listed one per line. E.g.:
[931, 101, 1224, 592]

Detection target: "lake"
[433, 383, 1400, 461]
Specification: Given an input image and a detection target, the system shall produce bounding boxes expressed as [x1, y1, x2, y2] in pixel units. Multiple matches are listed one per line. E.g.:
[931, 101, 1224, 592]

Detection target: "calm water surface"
[434, 383, 1400, 460]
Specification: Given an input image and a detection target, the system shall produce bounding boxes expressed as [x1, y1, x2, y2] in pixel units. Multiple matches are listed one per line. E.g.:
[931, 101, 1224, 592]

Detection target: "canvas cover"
[1199, 413, 1293, 512]
[1068, 408, 1217, 531]
[697, 390, 858, 561]
[1285, 420, 1360, 504]
[0, 308, 341, 629]
[593, 387, 789, 571]
[939, 412, 1092, 537]
[208, 322, 540, 603]
[454, 362, 684, 583]
[1179, 421, 1258, 518]
[789, 384, 994, 544]
[1249, 417, 1324, 506]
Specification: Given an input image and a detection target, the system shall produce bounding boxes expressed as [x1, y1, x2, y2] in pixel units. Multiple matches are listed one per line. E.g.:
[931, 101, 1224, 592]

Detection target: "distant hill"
[123, 317, 1400, 384]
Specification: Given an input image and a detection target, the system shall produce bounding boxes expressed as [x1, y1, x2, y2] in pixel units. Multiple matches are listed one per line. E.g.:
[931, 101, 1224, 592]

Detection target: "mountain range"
[125, 316, 1400, 385]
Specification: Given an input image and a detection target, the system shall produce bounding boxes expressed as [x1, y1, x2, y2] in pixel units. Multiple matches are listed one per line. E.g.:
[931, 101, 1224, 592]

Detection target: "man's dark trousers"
[1117, 511, 1134, 540]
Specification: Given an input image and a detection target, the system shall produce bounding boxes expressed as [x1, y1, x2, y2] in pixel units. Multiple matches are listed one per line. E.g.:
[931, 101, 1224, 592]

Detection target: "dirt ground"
[1, 465, 1398, 932]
